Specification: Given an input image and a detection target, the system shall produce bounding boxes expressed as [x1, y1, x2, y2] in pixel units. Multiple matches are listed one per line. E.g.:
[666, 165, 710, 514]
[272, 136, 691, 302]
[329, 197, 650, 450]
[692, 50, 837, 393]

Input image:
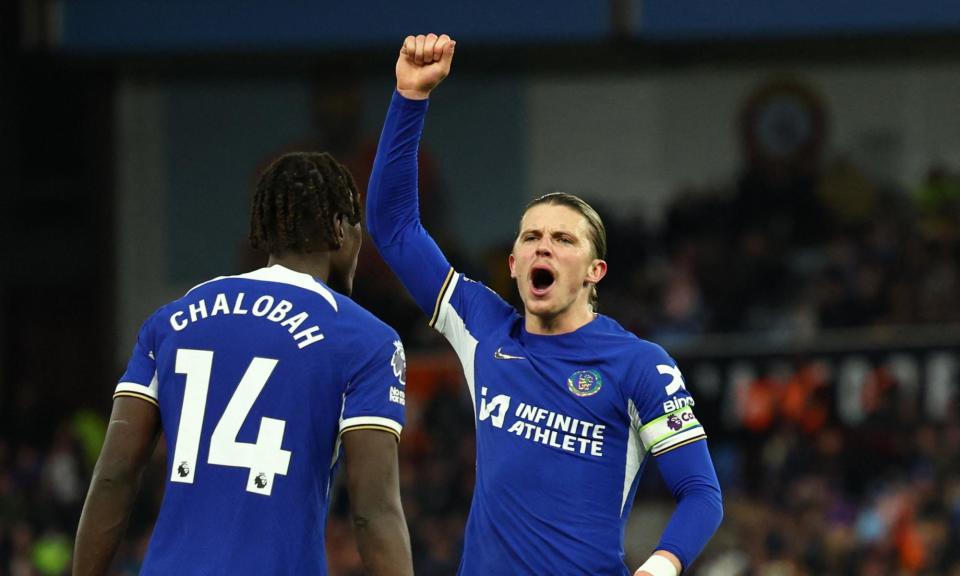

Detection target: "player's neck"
[267, 253, 332, 284]
[524, 305, 595, 336]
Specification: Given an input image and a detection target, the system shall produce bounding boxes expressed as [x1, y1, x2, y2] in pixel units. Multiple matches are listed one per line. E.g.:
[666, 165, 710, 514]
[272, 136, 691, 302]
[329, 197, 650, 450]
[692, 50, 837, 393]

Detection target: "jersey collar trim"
[186, 265, 339, 311]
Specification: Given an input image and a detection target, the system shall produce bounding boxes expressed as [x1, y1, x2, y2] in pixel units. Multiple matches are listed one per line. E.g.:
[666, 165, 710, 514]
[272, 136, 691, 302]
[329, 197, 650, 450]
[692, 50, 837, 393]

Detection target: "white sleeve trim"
[431, 272, 479, 420]
[621, 400, 646, 515]
[339, 415, 403, 436]
[432, 271, 460, 333]
[115, 376, 158, 400]
[651, 426, 707, 456]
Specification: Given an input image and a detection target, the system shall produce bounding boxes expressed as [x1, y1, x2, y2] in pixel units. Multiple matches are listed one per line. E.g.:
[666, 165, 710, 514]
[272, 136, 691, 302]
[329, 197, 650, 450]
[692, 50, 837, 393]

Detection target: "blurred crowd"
[698, 378, 960, 575]
[622, 159, 960, 348]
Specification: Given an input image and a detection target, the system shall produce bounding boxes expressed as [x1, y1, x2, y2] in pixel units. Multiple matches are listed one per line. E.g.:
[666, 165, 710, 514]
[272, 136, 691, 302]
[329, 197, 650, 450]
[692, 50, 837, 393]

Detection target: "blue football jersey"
[114, 265, 406, 575]
[431, 269, 706, 575]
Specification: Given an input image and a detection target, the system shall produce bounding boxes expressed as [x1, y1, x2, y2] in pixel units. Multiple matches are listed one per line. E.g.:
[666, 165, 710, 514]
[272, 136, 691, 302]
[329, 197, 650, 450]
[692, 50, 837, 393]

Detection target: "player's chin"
[523, 294, 556, 316]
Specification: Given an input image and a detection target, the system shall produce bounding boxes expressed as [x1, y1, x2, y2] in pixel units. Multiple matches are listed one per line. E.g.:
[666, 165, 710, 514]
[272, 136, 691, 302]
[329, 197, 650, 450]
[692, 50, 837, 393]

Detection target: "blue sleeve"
[340, 332, 406, 442]
[366, 91, 453, 318]
[632, 345, 706, 458]
[114, 313, 161, 406]
[652, 440, 723, 570]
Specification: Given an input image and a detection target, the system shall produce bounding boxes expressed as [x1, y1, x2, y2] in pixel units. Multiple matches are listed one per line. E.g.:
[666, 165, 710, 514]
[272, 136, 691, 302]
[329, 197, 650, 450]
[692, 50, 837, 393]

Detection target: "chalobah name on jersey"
[168, 292, 325, 349]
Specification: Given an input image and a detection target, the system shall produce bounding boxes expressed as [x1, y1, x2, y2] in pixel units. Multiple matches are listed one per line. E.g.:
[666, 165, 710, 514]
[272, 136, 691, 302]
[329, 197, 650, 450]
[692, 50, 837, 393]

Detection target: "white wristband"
[635, 555, 679, 576]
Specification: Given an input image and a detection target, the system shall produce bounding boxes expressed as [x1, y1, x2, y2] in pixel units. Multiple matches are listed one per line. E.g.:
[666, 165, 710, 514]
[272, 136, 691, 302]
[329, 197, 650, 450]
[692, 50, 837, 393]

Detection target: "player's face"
[329, 217, 362, 295]
[509, 204, 606, 325]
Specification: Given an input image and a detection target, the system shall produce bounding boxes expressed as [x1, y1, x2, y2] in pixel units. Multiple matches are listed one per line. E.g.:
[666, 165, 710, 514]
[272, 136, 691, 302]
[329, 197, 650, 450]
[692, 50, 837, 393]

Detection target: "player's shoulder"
[593, 315, 673, 361]
[137, 297, 184, 334]
[453, 272, 517, 317]
[334, 295, 399, 340]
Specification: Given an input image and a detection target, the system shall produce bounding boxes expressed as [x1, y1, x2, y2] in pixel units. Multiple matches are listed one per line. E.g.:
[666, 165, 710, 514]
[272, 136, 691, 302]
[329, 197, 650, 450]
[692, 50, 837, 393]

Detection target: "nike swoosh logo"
[494, 347, 526, 360]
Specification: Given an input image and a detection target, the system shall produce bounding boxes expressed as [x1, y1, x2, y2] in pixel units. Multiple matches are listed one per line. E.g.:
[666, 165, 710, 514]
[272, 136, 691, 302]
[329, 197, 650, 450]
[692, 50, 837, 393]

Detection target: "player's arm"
[343, 429, 413, 576]
[366, 33, 458, 316]
[635, 441, 723, 576]
[74, 397, 161, 576]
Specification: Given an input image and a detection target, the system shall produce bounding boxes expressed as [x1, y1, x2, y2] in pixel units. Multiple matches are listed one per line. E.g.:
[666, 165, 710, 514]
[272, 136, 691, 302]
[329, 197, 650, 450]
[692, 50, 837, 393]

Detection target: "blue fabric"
[653, 440, 724, 569]
[119, 266, 405, 575]
[367, 92, 451, 316]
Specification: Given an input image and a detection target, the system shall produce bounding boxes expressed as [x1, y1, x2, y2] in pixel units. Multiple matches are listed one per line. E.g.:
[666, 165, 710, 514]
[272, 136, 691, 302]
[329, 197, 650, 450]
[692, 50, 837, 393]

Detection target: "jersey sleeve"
[629, 344, 706, 458]
[339, 334, 407, 442]
[651, 441, 724, 570]
[366, 91, 453, 317]
[114, 314, 160, 408]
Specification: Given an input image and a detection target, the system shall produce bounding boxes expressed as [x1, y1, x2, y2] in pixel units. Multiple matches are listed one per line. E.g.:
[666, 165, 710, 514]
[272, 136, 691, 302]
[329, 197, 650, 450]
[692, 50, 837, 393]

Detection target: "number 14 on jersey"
[171, 348, 292, 496]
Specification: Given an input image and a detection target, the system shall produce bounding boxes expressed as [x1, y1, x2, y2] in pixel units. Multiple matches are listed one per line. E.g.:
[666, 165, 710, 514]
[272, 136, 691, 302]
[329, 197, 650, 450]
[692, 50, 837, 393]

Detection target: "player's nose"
[535, 241, 552, 257]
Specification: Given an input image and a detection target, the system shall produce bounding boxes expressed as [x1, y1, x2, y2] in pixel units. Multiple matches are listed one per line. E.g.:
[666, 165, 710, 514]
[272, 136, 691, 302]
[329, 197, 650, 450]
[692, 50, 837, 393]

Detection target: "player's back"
[115, 265, 405, 575]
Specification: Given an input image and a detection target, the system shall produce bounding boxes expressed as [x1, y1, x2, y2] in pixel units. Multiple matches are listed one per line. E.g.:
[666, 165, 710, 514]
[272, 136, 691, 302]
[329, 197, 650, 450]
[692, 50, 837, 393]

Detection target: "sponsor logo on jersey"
[662, 395, 695, 413]
[567, 369, 603, 397]
[493, 347, 526, 360]
[390, 340, 406, 385]
[479, 387, 606, 457]
[666, 410, 698, 432]
[657, 364, 686, 395]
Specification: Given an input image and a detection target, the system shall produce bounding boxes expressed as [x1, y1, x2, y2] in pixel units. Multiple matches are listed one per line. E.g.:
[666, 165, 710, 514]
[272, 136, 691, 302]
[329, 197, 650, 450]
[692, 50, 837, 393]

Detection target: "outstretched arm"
[74, 397, 161, 576]
[343, 430, 413, 576]
[635, 441, 723, 576]
[366, 34, 459, 316]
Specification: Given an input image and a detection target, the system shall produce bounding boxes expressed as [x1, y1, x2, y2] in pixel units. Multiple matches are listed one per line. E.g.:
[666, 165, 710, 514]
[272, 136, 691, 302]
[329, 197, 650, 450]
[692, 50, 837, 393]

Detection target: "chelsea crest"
[567, 369, 602, 397]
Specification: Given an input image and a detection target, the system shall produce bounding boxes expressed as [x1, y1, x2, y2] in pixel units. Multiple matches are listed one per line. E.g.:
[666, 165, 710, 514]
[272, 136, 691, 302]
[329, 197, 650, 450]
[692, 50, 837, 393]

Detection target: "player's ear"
[585, 258, 607, 285]
[508, 253, 517, 278]
[331, 213, 346, 250]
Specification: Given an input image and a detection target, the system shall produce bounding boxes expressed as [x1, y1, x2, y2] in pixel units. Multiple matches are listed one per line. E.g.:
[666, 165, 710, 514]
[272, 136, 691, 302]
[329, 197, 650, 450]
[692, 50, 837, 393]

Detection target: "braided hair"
[250, 152, 360, 255]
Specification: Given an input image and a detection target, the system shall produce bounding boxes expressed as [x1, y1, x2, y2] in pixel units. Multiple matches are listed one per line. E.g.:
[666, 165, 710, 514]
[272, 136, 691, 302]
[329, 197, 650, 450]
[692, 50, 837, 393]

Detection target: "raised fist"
[396, 33, 456, 100]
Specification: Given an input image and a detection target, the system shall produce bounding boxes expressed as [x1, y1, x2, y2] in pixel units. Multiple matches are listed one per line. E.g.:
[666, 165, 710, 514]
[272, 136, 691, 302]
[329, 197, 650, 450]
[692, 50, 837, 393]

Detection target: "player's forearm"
[73, 468, 144, 575]
[366, 91, 430, 248]
[352, 505, 414, 576]
[366, 92, 453, 315]
[653, 484, 722, 572]
[651, 442, 724, 570]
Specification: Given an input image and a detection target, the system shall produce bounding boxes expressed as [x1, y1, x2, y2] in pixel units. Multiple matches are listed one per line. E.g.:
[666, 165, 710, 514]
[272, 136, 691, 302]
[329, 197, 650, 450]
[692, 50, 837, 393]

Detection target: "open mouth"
[530, 267, 556, 296]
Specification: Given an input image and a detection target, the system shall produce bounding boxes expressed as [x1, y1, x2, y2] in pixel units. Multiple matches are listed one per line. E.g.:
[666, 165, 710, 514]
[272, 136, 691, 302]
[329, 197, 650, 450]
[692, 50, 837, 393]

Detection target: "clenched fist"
[396, 33, 456, 100]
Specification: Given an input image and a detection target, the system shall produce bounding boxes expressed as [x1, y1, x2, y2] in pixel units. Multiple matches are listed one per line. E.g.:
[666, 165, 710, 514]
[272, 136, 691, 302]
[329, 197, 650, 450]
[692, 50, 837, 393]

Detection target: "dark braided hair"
[250, 152, 361, 255]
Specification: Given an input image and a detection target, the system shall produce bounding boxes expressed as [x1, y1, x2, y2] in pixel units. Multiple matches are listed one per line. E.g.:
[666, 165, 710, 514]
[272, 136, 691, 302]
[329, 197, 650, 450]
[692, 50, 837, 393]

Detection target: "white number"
[170, 349, 212, 486]
[170, 348, 292, 496]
